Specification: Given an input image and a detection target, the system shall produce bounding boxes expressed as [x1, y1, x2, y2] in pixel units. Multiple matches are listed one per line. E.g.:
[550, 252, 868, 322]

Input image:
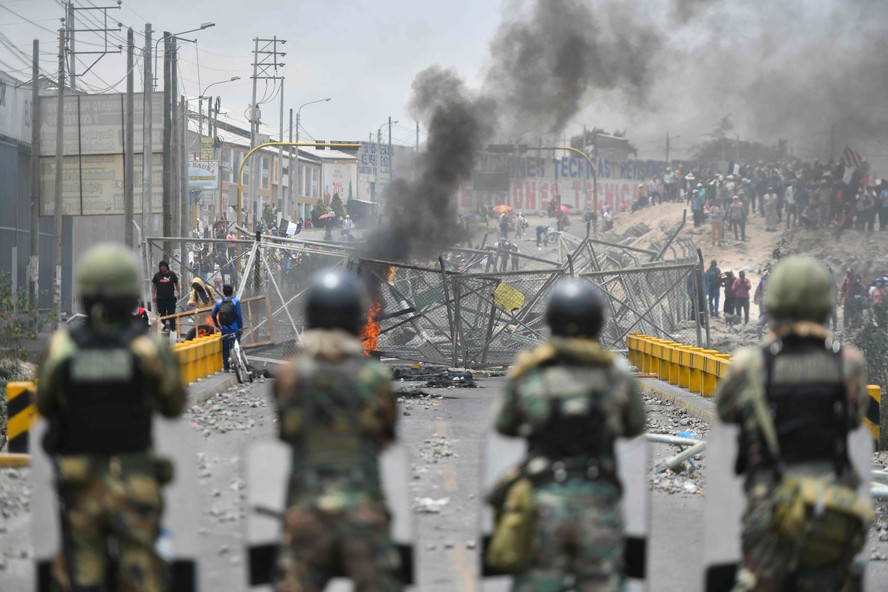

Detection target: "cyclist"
[211, 284, 243, 372]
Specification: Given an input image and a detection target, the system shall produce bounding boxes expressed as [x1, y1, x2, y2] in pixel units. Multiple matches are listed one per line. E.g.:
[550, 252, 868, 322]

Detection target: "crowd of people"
[626, 158, 888, 245]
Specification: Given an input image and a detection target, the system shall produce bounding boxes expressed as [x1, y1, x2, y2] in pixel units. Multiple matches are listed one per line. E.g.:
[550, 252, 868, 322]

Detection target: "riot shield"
[479, 427, 651, 591]
[244, 439, 415, 591]
[702, 423, 874, 591]
[30, 416, 201, 592]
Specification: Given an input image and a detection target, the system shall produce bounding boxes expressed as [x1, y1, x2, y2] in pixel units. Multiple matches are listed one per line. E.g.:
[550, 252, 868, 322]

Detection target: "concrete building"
[187, 107, 357, 229]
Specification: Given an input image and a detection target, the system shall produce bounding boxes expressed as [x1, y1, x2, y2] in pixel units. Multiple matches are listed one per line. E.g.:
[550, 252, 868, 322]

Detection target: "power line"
[0, 2, 57, 34]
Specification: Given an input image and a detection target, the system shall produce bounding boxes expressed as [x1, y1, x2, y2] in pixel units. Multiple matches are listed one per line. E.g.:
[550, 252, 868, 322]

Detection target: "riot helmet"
[545, 278, 606, 338]
[764, 256, 834, 323]
[304, 268, 369, 335]
[76, 242, 142, 321]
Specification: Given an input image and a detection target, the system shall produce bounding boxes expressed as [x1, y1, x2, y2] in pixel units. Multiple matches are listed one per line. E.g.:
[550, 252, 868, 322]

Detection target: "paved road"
[3, 371, 886, 591]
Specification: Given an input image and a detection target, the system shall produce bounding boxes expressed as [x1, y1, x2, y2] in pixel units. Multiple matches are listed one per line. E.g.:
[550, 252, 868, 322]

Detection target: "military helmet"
[545, 278, 606, 338]
[304, 268, 369, 335]
[764, 256, 834, 322]
[76, 242, 141, 300]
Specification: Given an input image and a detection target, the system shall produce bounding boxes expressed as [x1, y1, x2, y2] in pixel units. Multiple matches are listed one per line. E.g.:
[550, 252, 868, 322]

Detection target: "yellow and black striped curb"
[6, 381, 36, 454]
[864, 385, 880, 445]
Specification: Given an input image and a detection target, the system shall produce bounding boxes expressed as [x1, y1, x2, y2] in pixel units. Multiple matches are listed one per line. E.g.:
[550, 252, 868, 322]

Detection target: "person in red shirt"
[732, 270, 752, 324]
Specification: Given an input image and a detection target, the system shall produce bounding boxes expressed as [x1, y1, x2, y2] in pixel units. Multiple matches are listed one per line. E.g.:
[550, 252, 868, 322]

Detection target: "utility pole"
[66, 1, 74, 91]
[370, 131, 375, 201]
[54, 28, 65, 322]
[29, 39, 39, 309]
[142, 24, 152, 238]
[171, 39, 180, 242]
[665, 132, 670, 165]
[245, 36, 286, 228]
[278, 80, 284, 212]
[288, 107, 293, 214]
[249, 37, 259, 226]
[64, 0, 122, 91]
[162, 32, 172, 256]
[179, 95, 189, 287]
[124, 27, 134, 248]
[830, 124, 836, 163]
[388, 115, 393, 183]
[375, 130, 380, 200]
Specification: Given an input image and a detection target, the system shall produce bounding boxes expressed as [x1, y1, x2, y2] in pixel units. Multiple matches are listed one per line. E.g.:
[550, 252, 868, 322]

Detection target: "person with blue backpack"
[212, 284, 243, 372]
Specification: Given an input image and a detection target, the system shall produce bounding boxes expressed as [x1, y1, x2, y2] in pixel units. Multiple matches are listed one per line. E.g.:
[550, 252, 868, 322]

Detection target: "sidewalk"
[187, 371, 240, 406]
[638, 376, 717, 422]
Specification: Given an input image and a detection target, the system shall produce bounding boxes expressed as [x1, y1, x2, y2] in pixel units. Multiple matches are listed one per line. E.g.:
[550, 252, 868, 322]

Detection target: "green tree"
[330, 192, 345, 219]
[691, 115, 788, 168]
[311, 198, 329, 222]
[0, 273, 39, 384]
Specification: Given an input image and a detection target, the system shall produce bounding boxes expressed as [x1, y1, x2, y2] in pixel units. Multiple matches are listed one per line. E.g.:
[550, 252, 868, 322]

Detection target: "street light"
[289, 98, 332, 216]
[153, 23, 217, 89]
[375, 119, 398, 198]
[197, 76, 241, 149]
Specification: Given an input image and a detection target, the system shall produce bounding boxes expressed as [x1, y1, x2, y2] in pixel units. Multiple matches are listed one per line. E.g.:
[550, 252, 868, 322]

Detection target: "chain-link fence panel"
[449, 269, 565, 367]
[581, 262, 707, 350]
[355, 260, 456, 365]
[187, 232, 707, 368]
[237, 237, 353, 364]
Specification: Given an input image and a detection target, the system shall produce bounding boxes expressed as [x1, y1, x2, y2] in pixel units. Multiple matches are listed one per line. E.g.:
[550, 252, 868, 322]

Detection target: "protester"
[723, 268, 736, 316]
[151, 260, 180, 331]
[728, 196, 747, 241]
[732, 270, 752, 324]
[705, 260, 722, 318]
[212, 284, 244, 372]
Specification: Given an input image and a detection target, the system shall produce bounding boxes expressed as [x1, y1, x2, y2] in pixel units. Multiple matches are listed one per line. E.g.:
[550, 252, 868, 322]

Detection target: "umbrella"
[559, 205, 571, 215]
[318, 213, 335, 220]
[492, 204, 513, 214]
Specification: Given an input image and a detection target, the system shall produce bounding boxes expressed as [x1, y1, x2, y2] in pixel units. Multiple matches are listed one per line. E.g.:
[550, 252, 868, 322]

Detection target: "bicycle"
[224, 332, 253, 384]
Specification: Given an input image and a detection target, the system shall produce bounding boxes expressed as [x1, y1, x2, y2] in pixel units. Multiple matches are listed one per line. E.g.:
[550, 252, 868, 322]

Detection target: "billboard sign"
[189, 160, 219, 190]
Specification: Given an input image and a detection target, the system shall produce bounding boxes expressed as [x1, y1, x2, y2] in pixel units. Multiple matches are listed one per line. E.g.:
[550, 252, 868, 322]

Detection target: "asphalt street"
[2, 371, 887, 591]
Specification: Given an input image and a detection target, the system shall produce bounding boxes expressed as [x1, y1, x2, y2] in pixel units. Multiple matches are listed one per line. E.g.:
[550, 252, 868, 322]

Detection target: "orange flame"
[361, 295, 382, 356]
[387, 266, 397, 282]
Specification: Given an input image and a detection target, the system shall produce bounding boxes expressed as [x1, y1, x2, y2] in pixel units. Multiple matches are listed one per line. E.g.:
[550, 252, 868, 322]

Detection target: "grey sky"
[0, 0, 502, 149]
[3, 0, 888, 171]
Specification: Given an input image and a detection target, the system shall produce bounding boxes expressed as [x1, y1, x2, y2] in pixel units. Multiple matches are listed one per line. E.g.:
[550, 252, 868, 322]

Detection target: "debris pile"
[188, 386, 267, 438]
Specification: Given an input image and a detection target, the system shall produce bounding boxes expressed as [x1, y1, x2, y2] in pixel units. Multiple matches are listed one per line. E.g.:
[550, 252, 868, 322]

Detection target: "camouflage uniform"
[273, 328, 401, 592]
[496, 337, 646, 592]
[37, 324, 186, 592]
[716, 321, 870, 592]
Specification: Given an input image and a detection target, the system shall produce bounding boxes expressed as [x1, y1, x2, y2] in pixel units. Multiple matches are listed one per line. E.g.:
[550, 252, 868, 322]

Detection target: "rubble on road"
[391, 366, 478, 388]
[188, 385, 267, 437]
[0, 469, 30, 521]
[644, 394, 707, 496]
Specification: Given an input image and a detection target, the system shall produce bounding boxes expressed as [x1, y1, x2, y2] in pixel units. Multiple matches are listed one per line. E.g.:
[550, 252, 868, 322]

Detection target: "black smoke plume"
[484, 0, 663, 138]
[362, 67, 492, 263]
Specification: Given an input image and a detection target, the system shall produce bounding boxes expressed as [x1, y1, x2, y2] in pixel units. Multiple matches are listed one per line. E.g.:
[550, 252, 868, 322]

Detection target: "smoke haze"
[363, 0, 888, 266]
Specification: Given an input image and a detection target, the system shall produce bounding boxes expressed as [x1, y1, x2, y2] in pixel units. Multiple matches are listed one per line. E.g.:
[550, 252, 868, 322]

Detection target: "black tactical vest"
[293, 356, 379, 482]
[528, 364, 610, 462]
[764, 338, 847, 471]
[56, 325, 150, 455]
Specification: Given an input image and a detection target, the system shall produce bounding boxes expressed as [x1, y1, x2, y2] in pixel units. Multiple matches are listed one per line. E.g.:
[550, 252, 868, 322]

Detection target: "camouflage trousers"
[53, 470, 165, 592]
[733, 498, 865, 592]
[276, 503, 402, 592]
[513, 480, 624, 592]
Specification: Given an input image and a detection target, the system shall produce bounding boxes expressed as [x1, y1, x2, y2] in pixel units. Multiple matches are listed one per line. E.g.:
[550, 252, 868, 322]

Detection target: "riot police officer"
[36, 242, 186, 590]
[272, 268, 401, 592]
[715, 256, 872, 591]
[493, 278, 646, 591]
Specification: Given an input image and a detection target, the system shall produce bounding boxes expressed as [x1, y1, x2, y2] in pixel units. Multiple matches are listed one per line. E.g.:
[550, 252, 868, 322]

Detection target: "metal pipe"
[665, 441, 706, 469]
[645, 434, 703, 446]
